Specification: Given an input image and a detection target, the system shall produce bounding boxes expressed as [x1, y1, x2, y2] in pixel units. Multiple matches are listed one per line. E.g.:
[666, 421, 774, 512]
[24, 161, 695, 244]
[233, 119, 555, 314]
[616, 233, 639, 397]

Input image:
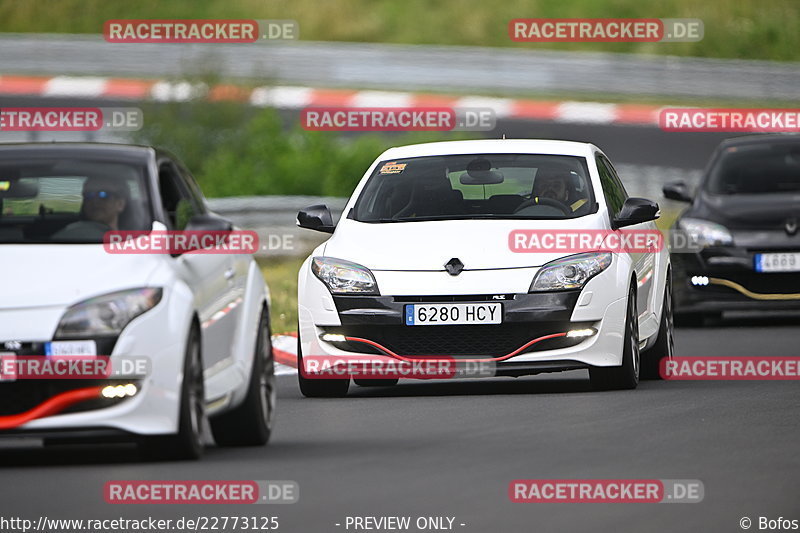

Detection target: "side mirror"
[297, 204, 335, 234]
[170, 214, 234, 255]
[184, 214, 233, 233]
[613, 197, 660, 229]
[662, 180, 692, 203]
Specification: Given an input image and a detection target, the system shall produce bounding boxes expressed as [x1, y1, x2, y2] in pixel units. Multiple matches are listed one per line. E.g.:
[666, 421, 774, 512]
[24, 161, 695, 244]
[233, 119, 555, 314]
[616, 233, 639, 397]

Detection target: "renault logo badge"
[444, 258, 464, 276]
[786, 217, 798, 236]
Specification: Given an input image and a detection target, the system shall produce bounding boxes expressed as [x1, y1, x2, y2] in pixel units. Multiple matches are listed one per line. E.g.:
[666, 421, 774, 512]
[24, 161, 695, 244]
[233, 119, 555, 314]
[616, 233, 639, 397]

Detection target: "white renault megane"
[0, 143, 275, 459]
[297, 139, 672, 397]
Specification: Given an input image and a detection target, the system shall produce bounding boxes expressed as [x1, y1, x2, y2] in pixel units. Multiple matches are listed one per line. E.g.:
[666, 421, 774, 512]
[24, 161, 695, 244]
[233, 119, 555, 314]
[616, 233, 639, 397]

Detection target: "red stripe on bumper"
[0, 386, 104, 430]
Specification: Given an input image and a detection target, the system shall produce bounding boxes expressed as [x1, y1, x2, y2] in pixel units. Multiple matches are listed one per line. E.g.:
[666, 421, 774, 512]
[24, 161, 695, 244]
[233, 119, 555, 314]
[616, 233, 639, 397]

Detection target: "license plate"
[405, 303, 502, 326]
[0, 352, 15, 382]
[45, 340, 97, 356]
[755, 252, 800, 272]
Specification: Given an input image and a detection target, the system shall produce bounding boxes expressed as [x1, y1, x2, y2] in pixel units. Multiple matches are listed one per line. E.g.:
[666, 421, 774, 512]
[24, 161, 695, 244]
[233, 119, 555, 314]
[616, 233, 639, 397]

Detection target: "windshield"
[707, 142, 800, 195]
[0, 157, 152, 244]
[353, 153, 595, 222]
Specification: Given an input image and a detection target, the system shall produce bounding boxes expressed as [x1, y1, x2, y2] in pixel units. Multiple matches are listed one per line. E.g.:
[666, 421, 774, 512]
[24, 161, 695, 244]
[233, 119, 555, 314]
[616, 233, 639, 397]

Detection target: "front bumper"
[672, 249, 800, 313]
[298, 291, 628, 375]
[0, 293, 187, 438]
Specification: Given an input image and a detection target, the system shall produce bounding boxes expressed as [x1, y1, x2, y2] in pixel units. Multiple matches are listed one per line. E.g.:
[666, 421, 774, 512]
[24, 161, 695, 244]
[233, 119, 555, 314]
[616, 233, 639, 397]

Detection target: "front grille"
[323, 323, 588, 357]
[0, 379, 136, 417]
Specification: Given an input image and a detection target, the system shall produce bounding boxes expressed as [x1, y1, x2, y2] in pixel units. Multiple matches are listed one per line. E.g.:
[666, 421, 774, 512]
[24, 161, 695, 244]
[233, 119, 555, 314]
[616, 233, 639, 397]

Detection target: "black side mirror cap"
[297, 204, 335, 234]
[662, 180, 692, 203]
[184, 214, 233, 232]
[612, 197, 660, 229]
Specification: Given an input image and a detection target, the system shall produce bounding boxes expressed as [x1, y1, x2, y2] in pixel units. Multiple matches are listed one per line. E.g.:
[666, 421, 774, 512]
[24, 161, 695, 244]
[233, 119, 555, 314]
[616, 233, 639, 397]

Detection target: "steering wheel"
[513, 196, 571, 215]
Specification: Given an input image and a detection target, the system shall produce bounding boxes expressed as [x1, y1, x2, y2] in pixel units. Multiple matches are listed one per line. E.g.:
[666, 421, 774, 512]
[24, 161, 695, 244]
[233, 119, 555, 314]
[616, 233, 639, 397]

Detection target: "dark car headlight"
[679, 217, 734, 247]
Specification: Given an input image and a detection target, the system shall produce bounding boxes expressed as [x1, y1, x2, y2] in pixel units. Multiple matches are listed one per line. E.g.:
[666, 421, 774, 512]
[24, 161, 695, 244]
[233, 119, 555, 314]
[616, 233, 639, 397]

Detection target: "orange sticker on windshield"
[379, 162, 407, 174]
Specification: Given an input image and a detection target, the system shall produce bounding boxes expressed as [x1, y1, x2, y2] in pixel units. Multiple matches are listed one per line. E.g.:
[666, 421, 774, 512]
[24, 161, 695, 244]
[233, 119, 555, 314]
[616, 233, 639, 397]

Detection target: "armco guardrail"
[1, 34, 798, 101]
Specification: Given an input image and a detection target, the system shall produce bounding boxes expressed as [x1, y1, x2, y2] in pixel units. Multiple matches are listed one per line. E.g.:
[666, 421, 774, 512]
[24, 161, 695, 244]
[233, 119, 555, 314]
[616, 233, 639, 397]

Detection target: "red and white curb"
[0, 74, 662, 127]
[272, 333, 298, 376]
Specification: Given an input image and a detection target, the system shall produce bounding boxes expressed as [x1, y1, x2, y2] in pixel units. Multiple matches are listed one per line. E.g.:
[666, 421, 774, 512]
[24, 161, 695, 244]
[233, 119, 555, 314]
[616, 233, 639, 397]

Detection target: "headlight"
[678, 217, 733, 247]
[529, 252, 612, 292]
[312, 257, 379, 295]
[55, 288, 163, 337]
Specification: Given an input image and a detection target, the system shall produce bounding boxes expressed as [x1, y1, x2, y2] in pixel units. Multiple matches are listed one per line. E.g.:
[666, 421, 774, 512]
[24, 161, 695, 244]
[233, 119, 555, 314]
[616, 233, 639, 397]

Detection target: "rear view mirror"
[459, 157, 504, 185]
[297, 204, 335, 233]
[662, 180, 692, 202]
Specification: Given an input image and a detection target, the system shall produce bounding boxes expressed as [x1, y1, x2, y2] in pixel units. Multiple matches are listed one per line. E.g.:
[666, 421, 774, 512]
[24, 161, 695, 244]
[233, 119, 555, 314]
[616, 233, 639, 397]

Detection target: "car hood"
[696, 191, 800, 229]
[324, 217, 605, 271]
[0, 245, 163, 308]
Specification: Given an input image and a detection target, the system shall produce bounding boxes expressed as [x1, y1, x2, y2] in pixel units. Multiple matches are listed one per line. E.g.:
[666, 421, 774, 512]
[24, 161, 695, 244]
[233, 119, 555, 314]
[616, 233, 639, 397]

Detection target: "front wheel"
[590, 285, 640, 391]
[641, 276, 674, 380]
[139, 324, 205, 460]
[211, 308, 276, 446]
[297, 333, 350, 398]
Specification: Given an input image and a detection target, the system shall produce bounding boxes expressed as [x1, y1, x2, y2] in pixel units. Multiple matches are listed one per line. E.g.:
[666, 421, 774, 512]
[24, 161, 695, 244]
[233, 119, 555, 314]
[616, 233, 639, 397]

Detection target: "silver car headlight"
[529, 252, 613, 292]
[311, 257, 379, 295]
[678, 217, 733, 247]
[55, 288, 163, 337]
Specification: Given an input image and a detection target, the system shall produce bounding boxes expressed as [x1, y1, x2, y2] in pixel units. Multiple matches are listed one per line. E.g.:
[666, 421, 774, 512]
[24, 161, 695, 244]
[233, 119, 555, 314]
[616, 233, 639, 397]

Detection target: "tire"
[210, 308, 276, 446]
[354, 378, 399, 387]
[139, 324, 205, 460]
[590, 285, 640, 391]
[297, 332, 350, 398]
[641, 275, 674, 380]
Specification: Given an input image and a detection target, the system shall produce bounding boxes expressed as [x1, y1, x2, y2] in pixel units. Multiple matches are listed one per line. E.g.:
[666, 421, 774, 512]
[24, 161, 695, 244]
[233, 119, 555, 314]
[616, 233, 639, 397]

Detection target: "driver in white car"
[532, 169, 588, 212]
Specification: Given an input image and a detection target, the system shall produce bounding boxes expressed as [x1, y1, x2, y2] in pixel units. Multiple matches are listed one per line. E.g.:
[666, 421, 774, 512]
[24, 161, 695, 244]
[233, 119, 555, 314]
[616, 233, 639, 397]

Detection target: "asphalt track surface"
[0, 105, 798, 532]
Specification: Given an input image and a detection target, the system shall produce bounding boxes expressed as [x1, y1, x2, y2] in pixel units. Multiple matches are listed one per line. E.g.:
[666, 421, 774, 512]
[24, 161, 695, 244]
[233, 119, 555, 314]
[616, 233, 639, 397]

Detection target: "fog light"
[320, 333, 347, 343]
[691, 275, 709, 286]
[102, 383, 138, 399]
[566, 328, 597, 338]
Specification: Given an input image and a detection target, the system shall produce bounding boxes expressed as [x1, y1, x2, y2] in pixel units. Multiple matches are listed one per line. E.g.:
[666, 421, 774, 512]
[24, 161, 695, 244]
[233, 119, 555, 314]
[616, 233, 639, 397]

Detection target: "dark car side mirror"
[662, 180, 692, 203]
[297, 204, 335, 234]
[613, 197, 660, 229]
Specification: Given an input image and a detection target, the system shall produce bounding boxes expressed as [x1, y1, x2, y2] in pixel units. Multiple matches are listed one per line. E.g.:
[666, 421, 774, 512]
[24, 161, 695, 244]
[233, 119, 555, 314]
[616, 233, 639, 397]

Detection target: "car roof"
[378, 139, 598, 160]
[0, 142, 154, 161]
[718, 134, 800, 148]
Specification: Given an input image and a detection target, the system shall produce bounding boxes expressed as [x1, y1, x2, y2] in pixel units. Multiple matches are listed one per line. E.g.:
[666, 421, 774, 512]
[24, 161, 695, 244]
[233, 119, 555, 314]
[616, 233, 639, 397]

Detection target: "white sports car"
[297, 139, 672, 397]
[0, 143, 275, 459]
